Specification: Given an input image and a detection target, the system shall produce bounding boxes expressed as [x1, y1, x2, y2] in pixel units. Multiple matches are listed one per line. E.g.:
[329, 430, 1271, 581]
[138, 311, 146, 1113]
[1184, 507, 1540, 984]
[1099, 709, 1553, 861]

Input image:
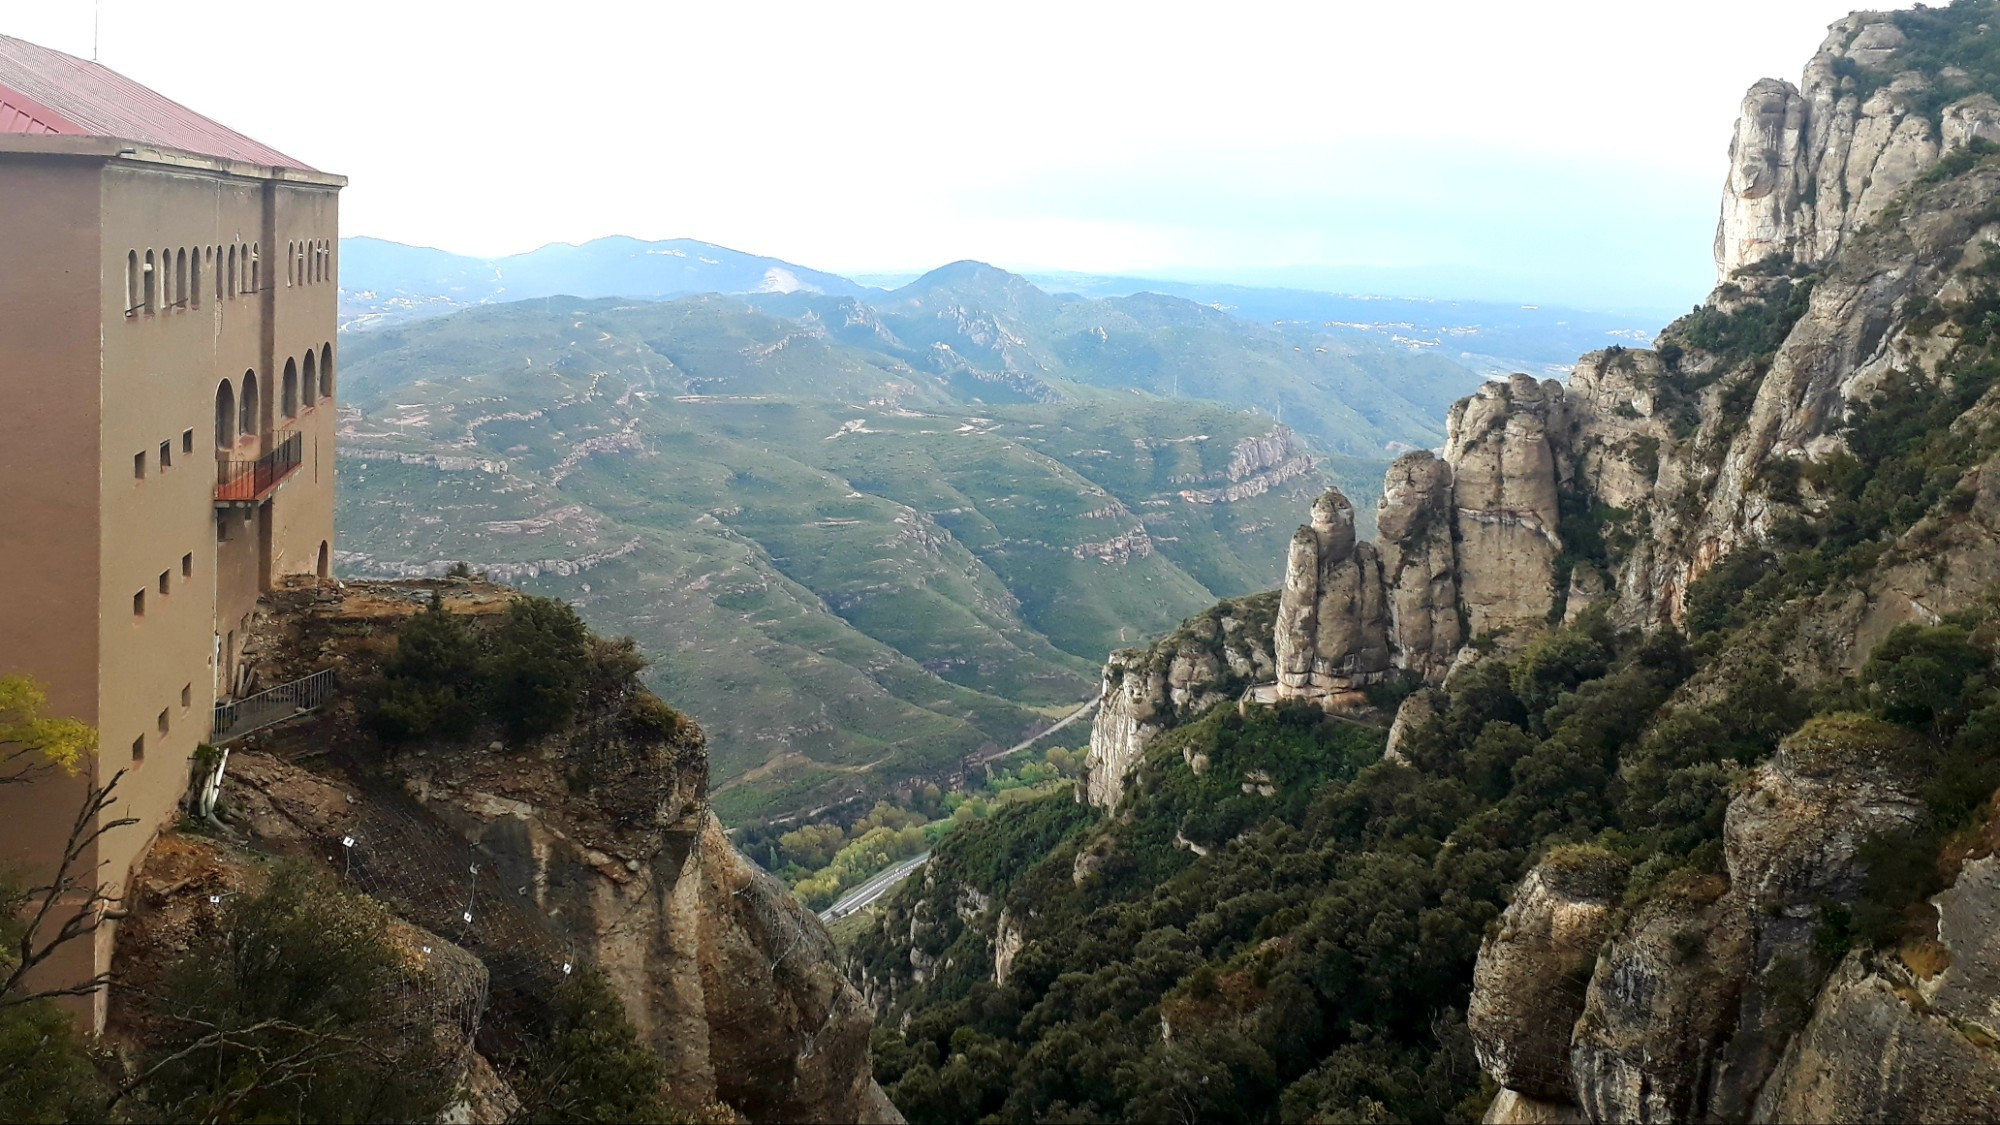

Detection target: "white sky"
[5, 0, 1909, 308]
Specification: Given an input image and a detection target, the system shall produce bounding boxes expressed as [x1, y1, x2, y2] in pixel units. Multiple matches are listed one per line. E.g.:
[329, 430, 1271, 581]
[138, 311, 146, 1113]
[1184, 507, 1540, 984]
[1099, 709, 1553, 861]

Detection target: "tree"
[487, 596, 591, 738]
[0, 676, 94, 783]
[0, 678, 118, 1119]
[514, 968, 679, 1124]
[124, 864, 454, 1123]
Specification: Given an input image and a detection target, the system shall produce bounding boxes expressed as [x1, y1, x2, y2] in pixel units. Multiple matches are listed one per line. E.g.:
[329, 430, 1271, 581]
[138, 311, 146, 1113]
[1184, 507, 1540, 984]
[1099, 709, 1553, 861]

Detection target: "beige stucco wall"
[0, 147, 339, 1026]
[0, 154, 106, 1017]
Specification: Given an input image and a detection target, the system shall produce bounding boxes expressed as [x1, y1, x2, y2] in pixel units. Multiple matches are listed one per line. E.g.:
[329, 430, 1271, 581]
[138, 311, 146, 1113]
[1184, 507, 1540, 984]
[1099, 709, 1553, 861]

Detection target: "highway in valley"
[819, 852, 931, 922]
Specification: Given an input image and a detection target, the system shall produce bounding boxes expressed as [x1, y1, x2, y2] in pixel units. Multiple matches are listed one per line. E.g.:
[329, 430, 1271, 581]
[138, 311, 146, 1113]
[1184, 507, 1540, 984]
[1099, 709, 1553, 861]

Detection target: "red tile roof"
[0, 33, 314, 171]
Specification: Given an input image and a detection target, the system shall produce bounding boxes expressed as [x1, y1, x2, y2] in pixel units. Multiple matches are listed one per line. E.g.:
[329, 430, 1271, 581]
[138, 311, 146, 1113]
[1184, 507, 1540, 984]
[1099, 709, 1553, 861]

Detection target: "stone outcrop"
[1467, 714, 1981, 1124]
[1082, 593, 1277, 808]
[1444, 375, 1569, 638]
[1569, 878, 1753, 1124]
[1259, 376, 1573, 715]
[1468, 850, 1626, 1102]
[1715, 14, 2000, 281]
[1760, 857, 2000, 1122]
[1376, 451, 1461, 683]
[1273, 490, 1392, 710]
[136, 580, 900, 1125]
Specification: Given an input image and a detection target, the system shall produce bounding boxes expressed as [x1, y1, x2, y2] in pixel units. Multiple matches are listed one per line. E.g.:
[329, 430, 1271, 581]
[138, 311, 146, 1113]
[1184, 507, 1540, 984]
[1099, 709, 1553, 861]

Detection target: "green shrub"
[135, 864, 452, 1123]
[514, 968, 680, 1124]
[488, 597, 591, 738]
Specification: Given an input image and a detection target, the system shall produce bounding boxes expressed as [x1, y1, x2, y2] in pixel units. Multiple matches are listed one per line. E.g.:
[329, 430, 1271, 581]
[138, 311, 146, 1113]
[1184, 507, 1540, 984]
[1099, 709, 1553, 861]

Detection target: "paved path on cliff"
[816, 692, 1103, 922]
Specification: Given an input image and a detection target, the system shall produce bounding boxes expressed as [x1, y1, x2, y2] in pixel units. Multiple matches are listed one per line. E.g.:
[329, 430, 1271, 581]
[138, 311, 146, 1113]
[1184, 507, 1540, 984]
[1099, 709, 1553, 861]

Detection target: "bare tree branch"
[0, 769, 135, 1007]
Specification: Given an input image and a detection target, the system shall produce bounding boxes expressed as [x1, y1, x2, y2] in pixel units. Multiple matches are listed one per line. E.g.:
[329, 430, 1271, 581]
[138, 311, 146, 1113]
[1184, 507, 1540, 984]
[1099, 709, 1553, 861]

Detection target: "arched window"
[175, 248, 187, 309]
[317, 541, 330, 580]
[286, 241, 295, 287]
[282, 358, 298, 419]
[302, 350, 317, 408]
[227, 246, 237, 298]
[214, 380, 236, 449]
[143, 250, 156, 312]
[126, 250, 140, 315]
[319, 343, 333, 399]
[239, 369, 259, 440]
[213, 246, 223, 301]
[190, 249, 202, 309]
[250, 243, 260, 293]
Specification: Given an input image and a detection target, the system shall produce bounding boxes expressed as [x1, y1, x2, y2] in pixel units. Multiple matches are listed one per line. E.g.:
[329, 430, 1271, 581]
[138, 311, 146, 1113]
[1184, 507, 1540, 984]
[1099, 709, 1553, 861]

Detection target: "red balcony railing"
[215, 428, 302, 503]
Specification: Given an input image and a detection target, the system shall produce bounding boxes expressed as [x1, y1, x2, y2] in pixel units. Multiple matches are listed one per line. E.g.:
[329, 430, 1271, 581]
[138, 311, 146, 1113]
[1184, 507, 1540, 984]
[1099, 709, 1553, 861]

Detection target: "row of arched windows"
[288, 239, 332, 287]
[125, 242, 263, 316]
[212, 342, 334, 449]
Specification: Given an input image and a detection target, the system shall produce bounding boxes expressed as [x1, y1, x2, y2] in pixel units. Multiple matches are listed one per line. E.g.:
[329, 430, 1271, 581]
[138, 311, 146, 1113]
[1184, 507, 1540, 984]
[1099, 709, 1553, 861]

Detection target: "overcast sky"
[8, 0, 1906, 310]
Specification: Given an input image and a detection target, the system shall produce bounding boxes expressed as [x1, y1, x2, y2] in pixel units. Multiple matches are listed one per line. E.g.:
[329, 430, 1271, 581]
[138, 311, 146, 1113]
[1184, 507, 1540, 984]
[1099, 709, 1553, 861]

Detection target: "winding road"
[816, 691, 1104, 922]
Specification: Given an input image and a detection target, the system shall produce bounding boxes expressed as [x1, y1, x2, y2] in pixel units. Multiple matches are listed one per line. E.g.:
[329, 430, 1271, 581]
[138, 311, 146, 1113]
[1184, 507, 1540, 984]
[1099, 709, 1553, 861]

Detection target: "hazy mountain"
[339, 235, 866, 329]
[333, 284, 1409, 823]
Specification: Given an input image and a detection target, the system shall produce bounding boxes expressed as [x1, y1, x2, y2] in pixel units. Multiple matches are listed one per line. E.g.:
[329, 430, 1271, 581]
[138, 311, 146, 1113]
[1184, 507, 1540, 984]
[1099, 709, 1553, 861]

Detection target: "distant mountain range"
[332, 256, 1491, 822]
[338, 235, 868, 330]
[338, 237, 1665, 378]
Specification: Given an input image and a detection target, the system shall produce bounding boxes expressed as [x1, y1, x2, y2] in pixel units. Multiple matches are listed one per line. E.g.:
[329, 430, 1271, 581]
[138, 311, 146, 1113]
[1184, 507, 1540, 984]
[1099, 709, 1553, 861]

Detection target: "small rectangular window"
[182, 552, 193, 579]
[133, 589, 145, 617]
[131, 734, 144, 764]
[134, 451, 146, 479]
[181, 683, 192, 710]
[160, 440, 172, 470]
[157, 709, 169, 735]
[158, 570, 170, 595]
[182, 429, 194, 455]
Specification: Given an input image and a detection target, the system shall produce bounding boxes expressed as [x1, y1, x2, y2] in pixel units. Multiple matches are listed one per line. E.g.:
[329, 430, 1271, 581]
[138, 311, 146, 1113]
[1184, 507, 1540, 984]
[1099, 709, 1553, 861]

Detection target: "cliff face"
[1081, 593, 1277, 808]
[1715, 15, 2000, 280]
[1060, 8, 2000, 1118]
[111, 580, 899, 1125]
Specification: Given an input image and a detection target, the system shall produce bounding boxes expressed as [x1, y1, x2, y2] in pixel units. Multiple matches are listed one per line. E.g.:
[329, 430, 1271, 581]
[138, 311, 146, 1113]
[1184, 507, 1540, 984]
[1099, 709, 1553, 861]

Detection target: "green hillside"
[335, 277, 1462, 822]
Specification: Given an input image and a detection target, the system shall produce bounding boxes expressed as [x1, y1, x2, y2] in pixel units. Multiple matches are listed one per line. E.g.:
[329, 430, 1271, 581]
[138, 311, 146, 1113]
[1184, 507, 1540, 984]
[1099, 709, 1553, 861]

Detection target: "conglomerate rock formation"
[110, 580, 901, 1125]
[1075, 9, 2000, 1119]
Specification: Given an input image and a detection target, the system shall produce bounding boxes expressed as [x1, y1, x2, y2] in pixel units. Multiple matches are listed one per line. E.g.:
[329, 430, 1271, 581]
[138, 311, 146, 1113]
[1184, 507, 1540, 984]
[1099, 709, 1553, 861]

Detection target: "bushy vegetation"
[1676, 277, 1817, 366]
[512, 968, 682, 1124]
[744, 744, 1087, 911]
[1830, 619, 2000, 949]
[856, 609, 1816, 1124]
[364, 592, 683, 749]
[132, 864, 455, 1123]
[1836, 1, 2000, 122]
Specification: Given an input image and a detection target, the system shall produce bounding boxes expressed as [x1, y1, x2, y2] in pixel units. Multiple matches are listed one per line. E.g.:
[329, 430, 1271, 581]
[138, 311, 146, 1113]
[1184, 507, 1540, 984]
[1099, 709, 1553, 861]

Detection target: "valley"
[332, 265, 1469, 824]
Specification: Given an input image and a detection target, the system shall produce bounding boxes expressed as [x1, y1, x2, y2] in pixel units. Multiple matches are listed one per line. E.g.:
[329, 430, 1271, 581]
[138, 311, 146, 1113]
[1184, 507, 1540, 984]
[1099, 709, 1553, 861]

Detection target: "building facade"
[0, 34, 343, 1026]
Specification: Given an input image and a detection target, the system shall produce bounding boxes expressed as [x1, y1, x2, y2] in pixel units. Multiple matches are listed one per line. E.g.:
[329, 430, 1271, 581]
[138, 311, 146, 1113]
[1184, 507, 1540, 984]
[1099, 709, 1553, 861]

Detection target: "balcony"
[215, 428, 302, 505]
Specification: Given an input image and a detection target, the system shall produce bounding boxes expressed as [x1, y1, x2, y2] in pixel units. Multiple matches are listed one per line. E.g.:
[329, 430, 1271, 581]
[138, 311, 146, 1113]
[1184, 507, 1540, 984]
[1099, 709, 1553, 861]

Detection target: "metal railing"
[210, 668, 337, 743]
[215, 428, 303, 503]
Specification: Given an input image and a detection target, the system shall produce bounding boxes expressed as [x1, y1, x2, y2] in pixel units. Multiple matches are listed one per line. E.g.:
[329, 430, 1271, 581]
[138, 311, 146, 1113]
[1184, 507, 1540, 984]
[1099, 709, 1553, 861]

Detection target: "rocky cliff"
[1081, 592, 1277, 807]
[1058, 7, 2000, 1119]
[109, 579, 900, 1124]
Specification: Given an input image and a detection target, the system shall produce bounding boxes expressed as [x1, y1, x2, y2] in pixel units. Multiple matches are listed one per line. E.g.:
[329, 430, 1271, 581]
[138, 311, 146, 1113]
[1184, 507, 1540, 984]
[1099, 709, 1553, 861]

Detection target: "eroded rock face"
[1378, 452, 1462, 683]
[1468, 851, 1627, 1103]
[1274, 489, 1393, 710]
[1082, 593, 1277, 808]
[1761, 948, 2000, 1122]
[1569, 879, 1752, 1124]
[1445, 376, 1569, 637]
[994, 908, 1025, 987]
[1712, 15, 1997, 282]
[1482, 1089, 1584, 1125]
[1725, 715, 1926, 911]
